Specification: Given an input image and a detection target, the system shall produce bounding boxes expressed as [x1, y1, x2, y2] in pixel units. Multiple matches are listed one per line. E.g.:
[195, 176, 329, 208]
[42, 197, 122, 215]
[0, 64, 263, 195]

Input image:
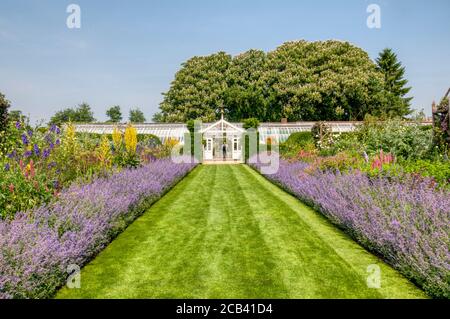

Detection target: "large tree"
[50, 102, 96, 125]
[154, 52, 232, 122]
[129, 108, 146, 123]
[155, 40, 397, 122]
[106, 105, 123, 123]
[375, 48, 412, 117]
[0, 92, 10, 131]
[223, 49, 278, 121]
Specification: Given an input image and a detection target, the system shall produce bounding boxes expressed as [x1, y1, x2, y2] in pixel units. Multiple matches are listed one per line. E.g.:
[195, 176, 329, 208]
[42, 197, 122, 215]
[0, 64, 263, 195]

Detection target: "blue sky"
[0, 0, 449, 123]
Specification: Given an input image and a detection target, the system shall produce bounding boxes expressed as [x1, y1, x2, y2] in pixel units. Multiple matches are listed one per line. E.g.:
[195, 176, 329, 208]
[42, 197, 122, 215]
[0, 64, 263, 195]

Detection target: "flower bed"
[0, 158, 196, 299]
[251, 157, 450, 298]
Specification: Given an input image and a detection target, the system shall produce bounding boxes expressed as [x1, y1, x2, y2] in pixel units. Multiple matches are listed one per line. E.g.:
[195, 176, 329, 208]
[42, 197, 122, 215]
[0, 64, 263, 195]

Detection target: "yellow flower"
[164, 137, 179, 149]
[98, 135, 112, 168]
[112, 127, 122, 150]
[124, 124, 137, 154]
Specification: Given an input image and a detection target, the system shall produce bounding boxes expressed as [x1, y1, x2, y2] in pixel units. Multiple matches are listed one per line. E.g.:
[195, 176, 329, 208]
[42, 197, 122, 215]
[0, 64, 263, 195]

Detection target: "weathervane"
[218, 102, 225, 121]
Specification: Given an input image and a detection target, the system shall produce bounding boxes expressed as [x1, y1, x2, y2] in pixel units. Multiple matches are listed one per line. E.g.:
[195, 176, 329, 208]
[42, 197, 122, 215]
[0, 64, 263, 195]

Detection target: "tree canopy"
[129, 108, 146, 123]
[0, 92, 10, 131]
[375, 48, 412, 117]
[154, 40, 412, 123]
[50, 103, 96, 125]
[106, 105, 123, 123]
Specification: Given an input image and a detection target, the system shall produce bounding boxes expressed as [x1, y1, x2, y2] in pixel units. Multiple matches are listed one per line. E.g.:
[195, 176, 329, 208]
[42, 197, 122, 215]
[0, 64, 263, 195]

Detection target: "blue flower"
[7, 150, 16, 159]
[33, 144, 40, 156]
[50, 124, 57, 133]
[56, 139, 61, 145]
[24, 150, 33, 158]
[27, 129, 33, 138]
[55, 127, 61, 135]
[15, 122, 21, 129]
[47, 162, 57, 169]
[4, 163, 10, 171]
[21, 134, 29, 145]
[52, 180, 59, 189]
[43, 148, 50, 159]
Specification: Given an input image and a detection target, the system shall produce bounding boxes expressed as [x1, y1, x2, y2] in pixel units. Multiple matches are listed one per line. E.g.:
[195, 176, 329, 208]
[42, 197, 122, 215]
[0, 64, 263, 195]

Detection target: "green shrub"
[354, 118, 433, 160]
[400, 159, 450, 185]
[138, 134, 161, 148]
[243, 118, 260, 130]
[280, 132, 315, 158]
[286, 132, 314, 146]
[307, 151, 363, 173]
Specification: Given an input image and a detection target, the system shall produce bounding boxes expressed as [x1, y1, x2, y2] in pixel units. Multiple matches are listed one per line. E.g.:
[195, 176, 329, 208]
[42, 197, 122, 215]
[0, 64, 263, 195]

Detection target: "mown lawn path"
[57, 165, 425, 298]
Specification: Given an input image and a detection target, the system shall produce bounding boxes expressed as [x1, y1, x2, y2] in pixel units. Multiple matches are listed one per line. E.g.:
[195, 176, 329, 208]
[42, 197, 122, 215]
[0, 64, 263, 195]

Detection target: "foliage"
[7, 110, 28, 124]
[137, 134, 161, 148]
[251, 158, 450, 298]
[306, 151, 363, 173]
[155, 40, 399, 122]
[106, 105, 123, 123]
[279, 132, 315, 158]
[375, 48, 412, 117]
[155, 52, 231, 122]
[0, 122, 63, 219]
[0, 92, 10, 138]
[432, 97, 450, 152]
[311, 122, 333, 150]
[49, 103, 96, 125]
[242, 118, 260, 129]
[0, 121, 172, 219]
[400, 159, 450, 186]
[129, 108, 146, 123]
[0, 159, 196, 299]
[353, 118, 433, 159]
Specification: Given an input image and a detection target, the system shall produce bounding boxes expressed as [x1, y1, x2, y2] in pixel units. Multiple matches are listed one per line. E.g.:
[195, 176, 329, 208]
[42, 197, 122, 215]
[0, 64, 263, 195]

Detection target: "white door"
[204, 138, 213, 160]
[232, 138, 241, 160]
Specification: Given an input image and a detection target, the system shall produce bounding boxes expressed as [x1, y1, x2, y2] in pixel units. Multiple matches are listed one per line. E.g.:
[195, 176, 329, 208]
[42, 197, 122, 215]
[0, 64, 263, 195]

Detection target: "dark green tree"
[50, 103, 96, 125]
[155, 40, 389, 122]
[76, 103, 96, 122]
[106, 105, 122, 123]
[375, 48, 413, 117]
[8, 110, 29, 123]
[0, 92, 10, 131]
[129, 108, 146, 123]
[155, 52, 232, 122]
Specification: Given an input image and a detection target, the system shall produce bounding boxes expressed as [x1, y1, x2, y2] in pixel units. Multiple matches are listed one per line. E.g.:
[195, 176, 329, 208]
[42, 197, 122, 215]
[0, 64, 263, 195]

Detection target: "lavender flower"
[0, 157, 196, 299]
[24, 150, 33, 158]
[15, 121, 21, 129]
[33, 144, 40, 156]
[21, 134, 29, 145]
[7, 151, 16, 159]
[42, 148, 50, 159]
[251, 156, 450, 298]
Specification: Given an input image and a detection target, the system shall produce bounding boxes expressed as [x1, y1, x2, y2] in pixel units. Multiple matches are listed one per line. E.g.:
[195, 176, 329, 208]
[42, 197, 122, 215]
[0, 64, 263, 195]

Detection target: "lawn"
[56, 165, 426, 299]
